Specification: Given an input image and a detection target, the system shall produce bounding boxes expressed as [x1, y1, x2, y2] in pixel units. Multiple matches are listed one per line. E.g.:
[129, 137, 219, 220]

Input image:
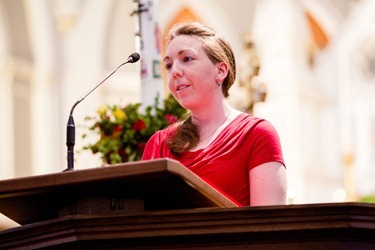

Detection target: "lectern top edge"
[0, 158, 238, 225]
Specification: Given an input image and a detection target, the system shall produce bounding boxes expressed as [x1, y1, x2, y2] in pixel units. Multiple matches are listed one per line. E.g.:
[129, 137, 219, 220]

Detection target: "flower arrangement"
[82, 94, 186, 164]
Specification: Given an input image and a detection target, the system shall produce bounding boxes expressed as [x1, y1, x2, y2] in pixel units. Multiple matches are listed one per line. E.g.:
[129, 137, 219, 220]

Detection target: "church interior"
[1, 0, 375, 205]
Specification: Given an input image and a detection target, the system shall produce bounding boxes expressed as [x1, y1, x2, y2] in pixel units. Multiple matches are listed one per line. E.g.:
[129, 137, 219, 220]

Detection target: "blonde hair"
[166, 22, 237, 155]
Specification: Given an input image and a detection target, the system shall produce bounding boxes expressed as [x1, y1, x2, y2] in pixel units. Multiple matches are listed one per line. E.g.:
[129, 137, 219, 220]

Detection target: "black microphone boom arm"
[65, 52, 140, 171]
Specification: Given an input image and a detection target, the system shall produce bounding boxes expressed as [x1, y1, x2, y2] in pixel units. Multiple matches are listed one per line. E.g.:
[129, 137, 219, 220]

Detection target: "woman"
[142, 22, 286, 206]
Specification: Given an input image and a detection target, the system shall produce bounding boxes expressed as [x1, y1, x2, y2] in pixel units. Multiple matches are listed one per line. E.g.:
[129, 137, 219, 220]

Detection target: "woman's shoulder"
[231, 110, 265, 126]
[227, 111, 279, 137]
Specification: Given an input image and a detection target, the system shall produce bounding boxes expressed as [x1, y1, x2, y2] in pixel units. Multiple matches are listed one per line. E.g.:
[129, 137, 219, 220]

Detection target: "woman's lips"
[177, 84, 190, 92]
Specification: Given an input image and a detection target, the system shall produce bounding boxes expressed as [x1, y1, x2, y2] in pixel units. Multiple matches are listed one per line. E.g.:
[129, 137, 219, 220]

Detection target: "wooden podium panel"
[0, 202, 374, 249]
[2, 159, 374, 249]
[0, 158, 238, 225]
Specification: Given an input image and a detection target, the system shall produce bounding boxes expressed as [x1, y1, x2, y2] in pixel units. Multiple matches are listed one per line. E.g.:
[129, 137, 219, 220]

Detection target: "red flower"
[132, 119, 146, 131]
[164, 114, 178, 125]
[113, 125, 122, 139]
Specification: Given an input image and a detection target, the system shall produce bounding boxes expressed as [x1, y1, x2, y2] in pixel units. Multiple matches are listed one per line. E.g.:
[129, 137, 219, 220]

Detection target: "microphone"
[128, 52, 140, 63]
[65, 52, 141, 171]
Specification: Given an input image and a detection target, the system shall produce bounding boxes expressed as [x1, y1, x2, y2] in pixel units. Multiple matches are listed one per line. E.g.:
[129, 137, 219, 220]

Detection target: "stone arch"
[305, 11, 329, 49]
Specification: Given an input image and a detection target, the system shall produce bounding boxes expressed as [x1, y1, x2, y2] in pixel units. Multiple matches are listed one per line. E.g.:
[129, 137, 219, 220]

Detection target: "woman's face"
[164, 35, 220, 111]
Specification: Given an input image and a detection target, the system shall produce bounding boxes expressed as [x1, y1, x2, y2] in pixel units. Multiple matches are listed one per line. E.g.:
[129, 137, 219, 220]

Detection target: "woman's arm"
[249, 161, 287, 206]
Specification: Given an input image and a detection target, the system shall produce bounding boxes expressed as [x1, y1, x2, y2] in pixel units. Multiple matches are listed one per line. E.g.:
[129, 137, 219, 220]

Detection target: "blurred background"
[0, 0, 374, 205]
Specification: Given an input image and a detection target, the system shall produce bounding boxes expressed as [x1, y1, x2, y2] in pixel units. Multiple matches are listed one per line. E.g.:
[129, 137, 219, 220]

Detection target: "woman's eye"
[165, 63, 172, 70]
[183, 56, 193, 62]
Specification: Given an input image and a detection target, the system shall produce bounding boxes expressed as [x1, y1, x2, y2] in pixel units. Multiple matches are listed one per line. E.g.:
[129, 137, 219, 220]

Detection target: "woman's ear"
[216, 62, 229, 82]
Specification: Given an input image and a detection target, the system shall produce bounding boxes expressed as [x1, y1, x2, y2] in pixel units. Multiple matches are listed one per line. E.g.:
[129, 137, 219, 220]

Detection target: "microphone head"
[128, 52, 140, 63]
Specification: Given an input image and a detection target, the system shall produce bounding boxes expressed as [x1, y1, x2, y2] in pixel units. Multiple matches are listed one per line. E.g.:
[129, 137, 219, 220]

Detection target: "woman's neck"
[191, 100, 231, 126]
[190, 101, 235, 150]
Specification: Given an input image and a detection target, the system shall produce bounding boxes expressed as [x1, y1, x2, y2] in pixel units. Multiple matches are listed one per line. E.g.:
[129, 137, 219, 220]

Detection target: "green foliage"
[82, 94, 186, 164]
[360, 195, 375, 204]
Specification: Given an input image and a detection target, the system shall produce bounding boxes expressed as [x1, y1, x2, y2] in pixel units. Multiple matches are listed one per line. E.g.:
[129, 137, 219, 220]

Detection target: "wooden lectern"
[0, 158, 237, 225]
[1, 158, 375, 249]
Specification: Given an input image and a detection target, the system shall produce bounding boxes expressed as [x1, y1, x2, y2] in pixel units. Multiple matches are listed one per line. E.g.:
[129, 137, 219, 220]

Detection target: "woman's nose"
[171, 63, 183, 78]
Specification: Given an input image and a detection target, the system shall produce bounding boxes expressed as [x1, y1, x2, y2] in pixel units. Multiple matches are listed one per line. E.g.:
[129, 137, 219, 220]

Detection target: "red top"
[142, 113, 285, 206]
